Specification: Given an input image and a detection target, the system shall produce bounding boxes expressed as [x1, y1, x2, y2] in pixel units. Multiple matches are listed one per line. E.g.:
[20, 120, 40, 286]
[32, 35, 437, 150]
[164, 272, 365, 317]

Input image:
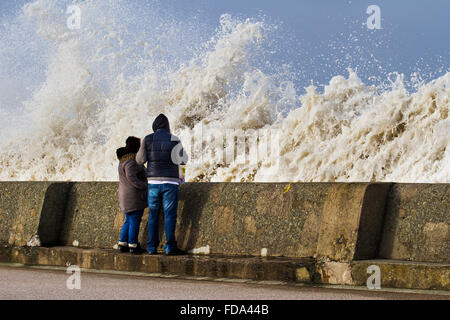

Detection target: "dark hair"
[116, 147, 127, 159]
[125, 136, 141, 154]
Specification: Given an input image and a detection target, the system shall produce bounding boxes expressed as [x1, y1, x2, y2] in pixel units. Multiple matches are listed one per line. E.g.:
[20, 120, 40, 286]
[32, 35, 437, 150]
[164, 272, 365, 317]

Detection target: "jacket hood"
[152, 113, 170, 132]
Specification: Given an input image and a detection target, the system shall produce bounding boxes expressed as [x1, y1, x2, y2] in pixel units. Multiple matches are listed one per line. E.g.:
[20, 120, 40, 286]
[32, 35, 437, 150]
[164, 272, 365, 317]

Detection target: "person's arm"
[124, 161, 148, 190]
[136, 137, 147, 165]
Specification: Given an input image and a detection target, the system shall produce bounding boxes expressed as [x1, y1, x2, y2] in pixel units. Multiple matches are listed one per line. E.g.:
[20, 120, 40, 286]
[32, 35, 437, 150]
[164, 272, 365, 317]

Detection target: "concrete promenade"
[1, 265, 448, 300]
[0, 182, 448, 292]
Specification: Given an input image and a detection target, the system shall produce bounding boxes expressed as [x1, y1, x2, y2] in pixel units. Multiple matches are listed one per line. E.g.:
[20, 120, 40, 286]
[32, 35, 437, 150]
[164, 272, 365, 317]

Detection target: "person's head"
[125, 136, 141, 154]
[116, 147, 127, 160]
[152, 113, 170, 133]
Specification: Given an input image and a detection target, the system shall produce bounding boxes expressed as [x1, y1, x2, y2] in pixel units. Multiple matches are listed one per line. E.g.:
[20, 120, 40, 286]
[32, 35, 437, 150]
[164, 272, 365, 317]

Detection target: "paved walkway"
[0, 265, 447, 300]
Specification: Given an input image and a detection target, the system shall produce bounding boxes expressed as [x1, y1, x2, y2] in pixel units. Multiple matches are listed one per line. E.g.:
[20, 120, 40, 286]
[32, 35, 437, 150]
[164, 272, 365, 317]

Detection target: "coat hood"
[152, 113, 170, 132]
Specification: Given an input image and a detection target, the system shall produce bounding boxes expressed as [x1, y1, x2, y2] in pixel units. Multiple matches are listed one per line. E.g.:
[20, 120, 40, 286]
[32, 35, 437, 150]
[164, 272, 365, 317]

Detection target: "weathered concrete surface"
[379, 184, 449, 263]
[1, 181, 449, 290]
[1, 246, 448, 291]
[57, 182, 329, 256]
[0, 182, 72, 246]
[58, 182, 368, 258]
[0, 182, 448, 265]
[315, 183, 391, 262]
[316, 261, 354, 285]
[59, 182, 127, 248]
[351, 260, 450, 291]
[176, 183, 331, 258]
[4, 266, 447, 300]
[1, 246, 314, 283]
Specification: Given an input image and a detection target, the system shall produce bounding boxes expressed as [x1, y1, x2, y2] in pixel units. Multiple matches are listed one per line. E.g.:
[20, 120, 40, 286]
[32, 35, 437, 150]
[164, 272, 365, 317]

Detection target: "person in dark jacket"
[136, 113, 188, 255]
[117, 137, 148, 254]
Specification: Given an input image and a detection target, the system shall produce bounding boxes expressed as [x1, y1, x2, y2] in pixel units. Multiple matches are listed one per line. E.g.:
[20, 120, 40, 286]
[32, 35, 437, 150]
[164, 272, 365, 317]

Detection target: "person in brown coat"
[117, 137, 148, 254]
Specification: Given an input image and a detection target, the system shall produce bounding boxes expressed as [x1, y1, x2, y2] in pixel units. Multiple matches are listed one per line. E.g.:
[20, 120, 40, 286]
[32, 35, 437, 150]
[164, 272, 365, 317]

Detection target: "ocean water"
[0, 0, 448, 182]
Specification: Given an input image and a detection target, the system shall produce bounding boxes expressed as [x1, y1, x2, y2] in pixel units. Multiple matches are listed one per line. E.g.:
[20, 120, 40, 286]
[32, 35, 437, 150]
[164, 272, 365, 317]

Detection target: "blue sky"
[172, 0, 450, 87]
[0, 0, 449, 93]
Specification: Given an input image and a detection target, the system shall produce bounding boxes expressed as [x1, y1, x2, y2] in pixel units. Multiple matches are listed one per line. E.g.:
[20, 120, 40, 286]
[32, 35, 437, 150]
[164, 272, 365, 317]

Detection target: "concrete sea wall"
[1, 182, 448, 264]
[379, 184, 449, 263]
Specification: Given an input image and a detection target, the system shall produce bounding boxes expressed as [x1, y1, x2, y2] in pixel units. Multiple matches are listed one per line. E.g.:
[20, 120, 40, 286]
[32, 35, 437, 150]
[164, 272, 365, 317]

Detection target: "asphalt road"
[0, 265, 448, 300]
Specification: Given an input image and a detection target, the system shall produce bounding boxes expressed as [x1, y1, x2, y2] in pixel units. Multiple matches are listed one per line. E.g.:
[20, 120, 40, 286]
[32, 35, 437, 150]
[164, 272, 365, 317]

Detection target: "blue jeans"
[119, 210, 144, 246]
[147, 183, 179, 253]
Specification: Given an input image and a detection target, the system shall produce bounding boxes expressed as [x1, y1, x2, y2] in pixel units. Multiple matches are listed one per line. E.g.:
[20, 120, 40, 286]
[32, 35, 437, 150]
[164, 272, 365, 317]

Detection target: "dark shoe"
[129, 243, 144, 254]
[147, 249, 158, 255]
[118, 244, 129, 253]
[165, 248, 186, 256]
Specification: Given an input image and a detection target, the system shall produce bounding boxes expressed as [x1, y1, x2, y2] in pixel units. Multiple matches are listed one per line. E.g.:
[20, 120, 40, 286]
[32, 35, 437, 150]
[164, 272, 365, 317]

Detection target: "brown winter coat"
[118, 153, 148, 214]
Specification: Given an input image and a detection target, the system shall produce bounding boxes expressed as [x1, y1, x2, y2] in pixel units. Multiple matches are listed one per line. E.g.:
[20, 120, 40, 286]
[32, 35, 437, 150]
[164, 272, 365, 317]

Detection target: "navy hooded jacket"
[136, 114, 187, 180]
